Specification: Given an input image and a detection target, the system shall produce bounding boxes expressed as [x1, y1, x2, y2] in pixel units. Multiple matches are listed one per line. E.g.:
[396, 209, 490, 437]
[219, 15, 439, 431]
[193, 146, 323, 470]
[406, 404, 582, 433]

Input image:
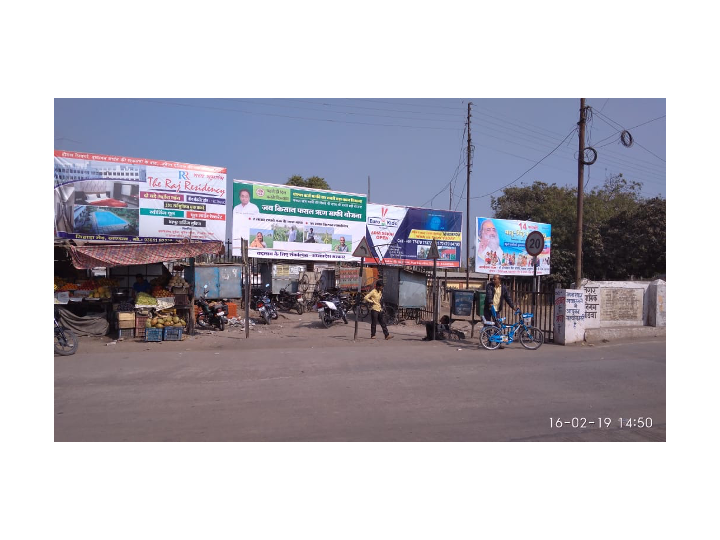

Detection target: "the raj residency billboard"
[474, 217, 552, 275]
[231, 180, 367, 262]
[365, 203, 463, 267]
[54, 150, 227, 243]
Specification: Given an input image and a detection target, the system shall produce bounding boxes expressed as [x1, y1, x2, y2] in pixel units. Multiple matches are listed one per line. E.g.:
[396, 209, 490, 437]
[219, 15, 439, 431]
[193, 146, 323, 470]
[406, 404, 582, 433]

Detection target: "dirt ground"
[73, 303, 481, 356]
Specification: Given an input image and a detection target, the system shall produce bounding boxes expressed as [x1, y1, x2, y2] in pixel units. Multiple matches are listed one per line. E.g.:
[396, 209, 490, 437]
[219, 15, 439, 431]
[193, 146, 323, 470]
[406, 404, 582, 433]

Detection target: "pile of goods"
[151, 287, 174, 298]
[56, 282, 78, 292]
[77, 280, 99, 291]
[146, 315, 186, 329]
[88, 286, 112, 299]
[168, 275, 190, 289]
[117, 300, 135, 312]
[135, 292, 158, 305]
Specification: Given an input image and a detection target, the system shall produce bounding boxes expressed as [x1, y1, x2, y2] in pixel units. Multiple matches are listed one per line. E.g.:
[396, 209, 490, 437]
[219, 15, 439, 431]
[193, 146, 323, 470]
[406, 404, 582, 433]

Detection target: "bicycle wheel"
[479, 326, 502, 350]
[54, 327, 79, 356]
[519, 326, 544, 350]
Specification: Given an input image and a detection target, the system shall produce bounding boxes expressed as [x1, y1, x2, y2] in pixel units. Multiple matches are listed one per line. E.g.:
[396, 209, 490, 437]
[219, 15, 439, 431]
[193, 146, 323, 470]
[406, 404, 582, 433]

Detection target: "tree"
[285, 175, 330, 190]
[490, 175, 665, 287]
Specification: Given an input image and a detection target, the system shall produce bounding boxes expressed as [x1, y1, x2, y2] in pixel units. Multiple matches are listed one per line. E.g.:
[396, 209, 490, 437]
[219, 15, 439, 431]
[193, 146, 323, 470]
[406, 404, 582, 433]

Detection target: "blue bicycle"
[479, 309, 544, 350]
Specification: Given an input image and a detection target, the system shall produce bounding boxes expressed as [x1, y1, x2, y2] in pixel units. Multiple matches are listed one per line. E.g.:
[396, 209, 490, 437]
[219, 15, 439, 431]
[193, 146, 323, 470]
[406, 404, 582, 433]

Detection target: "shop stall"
[54, 240, 223, 341]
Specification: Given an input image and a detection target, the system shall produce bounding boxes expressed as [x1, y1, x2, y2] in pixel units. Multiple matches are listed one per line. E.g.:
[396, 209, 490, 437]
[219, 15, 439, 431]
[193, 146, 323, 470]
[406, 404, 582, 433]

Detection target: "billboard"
[475, 217, 552, 275]
[365, 203, 463, 267]
[54, 150, 227, 243]
[231, 180, 367, 262]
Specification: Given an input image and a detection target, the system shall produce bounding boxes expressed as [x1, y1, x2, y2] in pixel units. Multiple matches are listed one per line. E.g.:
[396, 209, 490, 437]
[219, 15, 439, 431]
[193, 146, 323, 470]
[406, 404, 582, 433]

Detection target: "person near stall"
[133, 273, 151, 299]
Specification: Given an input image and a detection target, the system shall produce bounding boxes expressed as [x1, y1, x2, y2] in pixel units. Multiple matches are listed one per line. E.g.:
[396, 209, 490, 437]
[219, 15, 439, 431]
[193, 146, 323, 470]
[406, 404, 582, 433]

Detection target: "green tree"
[285, 175, 331, 190]
[490, 175, 664, 286]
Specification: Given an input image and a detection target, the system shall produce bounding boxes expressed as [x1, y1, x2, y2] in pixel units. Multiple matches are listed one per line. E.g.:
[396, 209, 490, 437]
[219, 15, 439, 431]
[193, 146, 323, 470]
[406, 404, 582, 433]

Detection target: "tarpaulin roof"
[67, 241, 223, 269]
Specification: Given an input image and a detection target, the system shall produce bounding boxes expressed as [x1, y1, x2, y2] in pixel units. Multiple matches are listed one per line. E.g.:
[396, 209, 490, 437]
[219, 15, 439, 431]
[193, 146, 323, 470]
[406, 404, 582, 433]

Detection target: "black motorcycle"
[54, 310, 79, 356]
[195, 284, 226, 331]
[277, 285, 304, 315]
[253, 284, 278, 325]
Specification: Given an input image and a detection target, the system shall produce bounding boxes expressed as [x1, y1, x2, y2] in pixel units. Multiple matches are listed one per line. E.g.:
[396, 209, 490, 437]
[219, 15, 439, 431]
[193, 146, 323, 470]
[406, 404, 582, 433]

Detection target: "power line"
[280, 98, 465, 118]
[342, 98, 467, 111]
[130, 99, 462, 132]
[220, 98, 461, 123]
[469, 127, 578, 200]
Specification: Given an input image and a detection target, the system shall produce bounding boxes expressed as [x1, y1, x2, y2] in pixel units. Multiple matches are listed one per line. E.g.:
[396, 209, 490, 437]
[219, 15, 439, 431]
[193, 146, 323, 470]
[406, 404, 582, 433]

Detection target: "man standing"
[484, 274, 517, 349]
[288, 225, 297, 242]
[132, 273, 151, 299]
[363, 280, 393, 340]
[478, 219, 504, 267]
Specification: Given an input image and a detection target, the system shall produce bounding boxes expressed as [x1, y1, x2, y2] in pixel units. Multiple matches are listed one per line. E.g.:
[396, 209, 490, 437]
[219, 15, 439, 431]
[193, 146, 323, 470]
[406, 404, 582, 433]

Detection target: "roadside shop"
[54, 240, 223, 341]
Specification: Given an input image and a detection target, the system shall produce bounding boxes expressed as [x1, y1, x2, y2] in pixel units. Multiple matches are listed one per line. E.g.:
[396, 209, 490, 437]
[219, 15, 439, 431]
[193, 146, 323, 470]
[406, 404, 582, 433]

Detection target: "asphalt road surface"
[55, 314, 666, 441]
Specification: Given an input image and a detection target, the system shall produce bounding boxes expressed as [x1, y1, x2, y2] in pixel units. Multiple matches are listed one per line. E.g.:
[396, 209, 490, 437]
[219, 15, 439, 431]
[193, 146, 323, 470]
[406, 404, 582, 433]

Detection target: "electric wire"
[220, 98, 461, 123]
[467, 126, 578, 200]
[280, 98, 465, 118]
[130, 99, 461, 132]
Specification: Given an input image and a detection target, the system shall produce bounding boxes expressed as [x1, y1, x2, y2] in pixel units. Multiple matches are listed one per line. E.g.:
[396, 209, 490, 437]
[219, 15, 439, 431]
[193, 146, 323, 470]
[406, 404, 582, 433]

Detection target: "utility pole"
[575, 98, 587, 288]
[465, 102, 473, 289]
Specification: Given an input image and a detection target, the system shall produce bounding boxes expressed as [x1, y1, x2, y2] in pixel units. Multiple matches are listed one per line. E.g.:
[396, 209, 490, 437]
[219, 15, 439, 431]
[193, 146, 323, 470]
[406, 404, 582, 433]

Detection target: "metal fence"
[428, 276, 556, 343]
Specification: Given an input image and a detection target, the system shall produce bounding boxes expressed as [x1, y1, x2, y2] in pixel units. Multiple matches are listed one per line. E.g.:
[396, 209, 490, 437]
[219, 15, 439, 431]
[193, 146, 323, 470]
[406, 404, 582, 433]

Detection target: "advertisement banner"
[54, 150, 227, 243]
[231, 180, 367, 262]
[475, 217, 552, 275]
[366, 203, 463, 267]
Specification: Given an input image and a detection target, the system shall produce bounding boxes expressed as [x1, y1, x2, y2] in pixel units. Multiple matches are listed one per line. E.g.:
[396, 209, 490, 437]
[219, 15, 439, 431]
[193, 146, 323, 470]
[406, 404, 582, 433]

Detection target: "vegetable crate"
[135, 314, 149, 338]
[163, 327, 183, 341]
[145, 328, 163, 342]
[117, 328, 135, 340]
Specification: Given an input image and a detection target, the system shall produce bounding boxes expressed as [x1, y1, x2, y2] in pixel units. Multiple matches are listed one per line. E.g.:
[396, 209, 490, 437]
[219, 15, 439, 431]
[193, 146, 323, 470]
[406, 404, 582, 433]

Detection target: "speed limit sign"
[525, 231, 545, 256]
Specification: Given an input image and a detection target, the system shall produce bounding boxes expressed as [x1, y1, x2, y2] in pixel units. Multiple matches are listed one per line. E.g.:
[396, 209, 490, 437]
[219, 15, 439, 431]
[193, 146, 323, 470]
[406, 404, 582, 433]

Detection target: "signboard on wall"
[54, 150, 227, 243]
[475, 217, 552, 275]
[231, 180, 367, 262]
[365, 203, 462, 267]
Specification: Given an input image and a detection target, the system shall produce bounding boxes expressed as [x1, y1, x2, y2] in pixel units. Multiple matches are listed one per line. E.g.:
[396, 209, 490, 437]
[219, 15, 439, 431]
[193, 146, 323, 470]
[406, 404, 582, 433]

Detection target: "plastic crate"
[117, 328, 134, 340]
[163, 326, 183, 341]
[135, 314, 149, 338]
[145, 327, 163, 342]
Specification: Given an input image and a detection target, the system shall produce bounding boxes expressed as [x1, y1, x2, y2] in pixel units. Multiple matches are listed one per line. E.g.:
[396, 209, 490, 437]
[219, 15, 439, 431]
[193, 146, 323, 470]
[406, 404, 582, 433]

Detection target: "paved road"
[55, 320, 665, 441]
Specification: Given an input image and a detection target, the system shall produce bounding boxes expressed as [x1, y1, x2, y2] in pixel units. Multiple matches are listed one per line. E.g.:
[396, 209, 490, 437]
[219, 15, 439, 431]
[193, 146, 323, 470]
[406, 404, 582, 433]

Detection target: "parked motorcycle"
[277, 285, 304, 315]
[316, 290, 348, 328]
[253, 284, 278, 325]
[195, 284, 226, 331]
[54, 311, 79, 356]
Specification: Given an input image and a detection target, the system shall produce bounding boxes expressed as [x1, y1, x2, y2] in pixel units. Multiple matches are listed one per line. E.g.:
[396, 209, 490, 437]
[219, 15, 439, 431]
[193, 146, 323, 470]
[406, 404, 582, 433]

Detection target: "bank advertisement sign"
[475, 217, 552, 275]
[231, 180, 367, 262]
[365, 203, 463, 267]
[54, 150, 227, 243]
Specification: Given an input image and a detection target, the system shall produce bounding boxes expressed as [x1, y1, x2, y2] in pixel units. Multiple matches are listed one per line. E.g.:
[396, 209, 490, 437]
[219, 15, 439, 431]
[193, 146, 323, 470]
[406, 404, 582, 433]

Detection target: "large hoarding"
[474, 217, 552, 275]
[365, 203, 463, 267]
[231, 180, 367, 262]
[54, 150, 227, 243]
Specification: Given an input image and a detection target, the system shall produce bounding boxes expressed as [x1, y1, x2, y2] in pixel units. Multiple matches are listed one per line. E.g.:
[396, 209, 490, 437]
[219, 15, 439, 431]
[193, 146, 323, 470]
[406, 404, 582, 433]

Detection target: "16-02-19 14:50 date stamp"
[550, 417, 654, 429]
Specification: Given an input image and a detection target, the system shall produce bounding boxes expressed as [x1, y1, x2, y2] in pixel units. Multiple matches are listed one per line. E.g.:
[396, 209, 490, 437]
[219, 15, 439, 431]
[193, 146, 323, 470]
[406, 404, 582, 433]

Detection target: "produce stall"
[54, 239, 222, 341]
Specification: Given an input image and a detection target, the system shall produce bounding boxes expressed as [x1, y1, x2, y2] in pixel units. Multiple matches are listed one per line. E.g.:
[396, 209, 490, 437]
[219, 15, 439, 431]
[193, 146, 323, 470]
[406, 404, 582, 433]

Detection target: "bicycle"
[479, 309, 544, 350]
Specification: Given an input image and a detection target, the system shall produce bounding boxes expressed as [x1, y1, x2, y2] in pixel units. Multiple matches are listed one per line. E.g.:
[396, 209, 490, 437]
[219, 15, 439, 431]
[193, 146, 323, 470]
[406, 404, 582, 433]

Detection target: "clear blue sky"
[54, 98, 666, 256]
